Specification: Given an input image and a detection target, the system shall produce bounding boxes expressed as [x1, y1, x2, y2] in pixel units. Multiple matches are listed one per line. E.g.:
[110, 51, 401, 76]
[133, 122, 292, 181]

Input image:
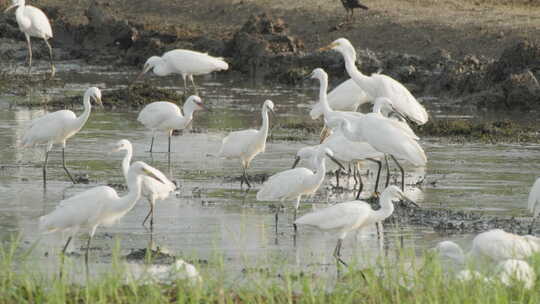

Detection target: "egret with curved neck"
[113, 139, 176, 229]
[21, 87, 102, 185]
[39, 161, 166, 274]
[5, 0, 55, 77]
[219, 100, 275, 188]
[320, 38, 428, 125]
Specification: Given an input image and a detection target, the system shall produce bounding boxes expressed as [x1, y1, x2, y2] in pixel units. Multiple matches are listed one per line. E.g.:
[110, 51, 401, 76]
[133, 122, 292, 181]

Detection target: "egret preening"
[219, 100, 275, 189]
[435, 229, 540, 264]
[319, 38, 428, 125]
[293, 131, 383, 198]
[113, 139, 176, 229]
[137, 95, 208, 153]
[132, 49, 229, 95]
[527, 177, 540, 234]
[328, 97, 427, 192]
[257, 147, 345, 234]
[39, 161, 166, 273]
[5, 0, 55, 77]
[309, 78, 369, 120]
[295, 185, 412, 268]
[20, 87, 102, 185]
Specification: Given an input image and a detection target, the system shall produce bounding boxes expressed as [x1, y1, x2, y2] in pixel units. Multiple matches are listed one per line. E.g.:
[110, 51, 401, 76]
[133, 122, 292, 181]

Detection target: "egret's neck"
[121, 147, 133, 181]
[174, 102, 195, 129]
[372, 191, 395, 223]
[260, 106, 270, 135]
[342, 50, 375, 99]
[339, 120, 356, 141]
[111, 173, 143, 215]
[314, 157, 327, 180]
[372, 101, 385, 115]
[318, 75, 332, 116]
[152, 58, 170, 76]
[72, 93, 92, 133]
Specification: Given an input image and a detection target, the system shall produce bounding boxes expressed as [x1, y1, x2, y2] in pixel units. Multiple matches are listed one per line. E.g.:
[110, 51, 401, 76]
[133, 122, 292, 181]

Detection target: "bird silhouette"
[340, 0, 368, 23]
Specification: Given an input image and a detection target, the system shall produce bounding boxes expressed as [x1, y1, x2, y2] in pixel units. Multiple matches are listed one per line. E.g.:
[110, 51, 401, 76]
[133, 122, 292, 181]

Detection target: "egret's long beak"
[400, 193, 419, 208]
[389, 105, 409, 123]
[198, 102, 212, 112]
[291, 156, 300, 169]
[303, 72, 314, 81]
[318, 42, 339, 52]
[130, 64, 149, 88]
[95, 97, 104, 109]
[143, 168, 166, 184]
[4, 4, 17, 13]
[326, 153, 346, 171]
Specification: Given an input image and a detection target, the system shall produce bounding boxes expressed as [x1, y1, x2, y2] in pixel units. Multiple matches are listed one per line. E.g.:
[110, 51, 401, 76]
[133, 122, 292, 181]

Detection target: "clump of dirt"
[125, 247, 176, 264]
[104, 83, 184, 108]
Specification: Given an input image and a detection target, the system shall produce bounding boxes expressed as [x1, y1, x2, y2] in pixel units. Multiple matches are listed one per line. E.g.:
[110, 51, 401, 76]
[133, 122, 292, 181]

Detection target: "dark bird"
[340, 0, 368, 22]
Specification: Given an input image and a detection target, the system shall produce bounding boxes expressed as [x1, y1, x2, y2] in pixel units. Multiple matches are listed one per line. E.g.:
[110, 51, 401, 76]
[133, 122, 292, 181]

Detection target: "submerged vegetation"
[1, 238, 539, 303]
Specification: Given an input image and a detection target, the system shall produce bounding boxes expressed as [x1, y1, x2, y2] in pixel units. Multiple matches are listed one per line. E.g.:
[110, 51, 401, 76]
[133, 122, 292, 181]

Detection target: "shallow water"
[0, 60, 539, 280]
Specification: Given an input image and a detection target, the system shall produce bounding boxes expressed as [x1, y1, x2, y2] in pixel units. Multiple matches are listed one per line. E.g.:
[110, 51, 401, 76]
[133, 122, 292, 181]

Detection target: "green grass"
[0, 237, 539, 304]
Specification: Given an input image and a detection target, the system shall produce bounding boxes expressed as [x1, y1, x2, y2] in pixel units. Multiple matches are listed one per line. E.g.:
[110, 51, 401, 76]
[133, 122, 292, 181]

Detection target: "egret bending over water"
[137, 95, 208, 153]
[132, 49, 229, 94]
[527, 177, 540, 234]
[328, 97, 426, 192]
[21, 87, 102, 184]
[219, 100, 275, 188]
[5, 0, 55, 77]
[113, 139, 176, 229]
[320, 38, 428, 125]
[257, 147, 344, 234]
[39, 161, 166, 273]
[295, 186, 411, 267]
[310, 78, 369, 120]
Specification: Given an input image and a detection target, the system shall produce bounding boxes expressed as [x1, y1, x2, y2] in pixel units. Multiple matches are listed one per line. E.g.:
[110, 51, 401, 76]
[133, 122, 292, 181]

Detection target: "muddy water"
[0, 61, 539, 280]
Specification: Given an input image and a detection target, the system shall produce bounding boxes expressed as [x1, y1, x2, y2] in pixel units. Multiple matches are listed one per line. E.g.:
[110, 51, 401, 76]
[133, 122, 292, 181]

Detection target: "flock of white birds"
[5, 0, 540, 284]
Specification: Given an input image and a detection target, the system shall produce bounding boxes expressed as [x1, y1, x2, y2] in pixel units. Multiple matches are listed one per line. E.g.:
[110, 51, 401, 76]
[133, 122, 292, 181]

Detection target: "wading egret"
[527, 177, 540, 233]
[113, 139, 176, 229]
[137, 95, 208, 153]
[4, 0, 55, 77]
[328, 97, 426, 192]
[310, 78, 369, 119]
[39, 161, 166, 273]
[295, 185, 411, 267]
[131, 49, 229, 94]
[257, 147, 345, 234]
[219, 100, 275, 189]
[293, 130, 383, 198]
[435, 229, 540, 264]
[319, 38, 428, 125]
[340, 0, 368, 22]
[20, 87, 102, 185]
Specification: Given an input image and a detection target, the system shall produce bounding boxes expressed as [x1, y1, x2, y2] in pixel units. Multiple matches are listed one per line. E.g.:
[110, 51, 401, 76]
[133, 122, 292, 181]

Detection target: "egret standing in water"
[219, 100, 275, 189]
[295, 186, 411, 267]
[328, 97, 426, 192]
[131, 49, 229, 95]
[257, 147, 345, 234]
[137, 95, 209, 153]
[113, 139, 176, 229]
[39, 161, 166, 274]
[5, 0, 55, 77]
[20, 87, 102, 185]
[527, 177, 540, 234]
[320, 38, 428, 125]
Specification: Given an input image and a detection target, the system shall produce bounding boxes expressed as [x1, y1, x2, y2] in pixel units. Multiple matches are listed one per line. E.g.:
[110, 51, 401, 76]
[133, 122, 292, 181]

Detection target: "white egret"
[137, 95, 208, 153]
[257, 147, 345, 234]
[4, 0, 55, 76]
[527, 177, 540, 234]
[20, 87, 102, 184]
[39, 161, 166, 272]
[219, 100, 275, 188]
[327, 97, 427, 192]
[320, 38, 428, 125]
[435, 229, 540, 264]
[128, 259, 202, 285]
[113, 139, 176, 229]
[294, 185, 412, 267]
[132, 49, 229, 94]
[293, 130, 383, 198]
[497, 259, 535, 289]
[309, 78, 369, 119]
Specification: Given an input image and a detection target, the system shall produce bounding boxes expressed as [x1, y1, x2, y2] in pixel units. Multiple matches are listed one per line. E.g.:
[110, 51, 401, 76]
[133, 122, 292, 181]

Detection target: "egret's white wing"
[256, 168, 314, 201]
[218, 129, 259, 158]
[137, 102, 182, 129]
[295, 201, 371, 231]
[471, 229, 538, 261]
[164, 50, 228, 75]
[310, 79, 370, 119]
[24, 5, 53, 38]
[528, 178, 540, 217]
[21, 110, 77, 146]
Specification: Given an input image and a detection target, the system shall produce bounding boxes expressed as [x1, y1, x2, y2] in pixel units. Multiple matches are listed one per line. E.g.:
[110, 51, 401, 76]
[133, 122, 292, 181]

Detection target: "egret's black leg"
[149, 135, 155, 153]
[62, 148, 76, 184]
[59, 236, 72, 279]
[168, 133, 172, 153]
[190, 75, 199, 95]
[333, 239, 348, 267]
[293, 209, 298, 235]
[367, 158, 382, 194]
[85, 236, 92, 276]
[336, 169, 340, 188]
[275, 210, 279, 235]
[25, 34, 32, 74]
[529, 216, 537, 235]
[390, 155, 405, 192]
[384, 155, 391, 188]
[43, 150, 49, 186]
[44, 38, 55, 78]
[142, 201, 154, 228]
[242, 167, 252, 188]
[355, 171, 363, 200]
